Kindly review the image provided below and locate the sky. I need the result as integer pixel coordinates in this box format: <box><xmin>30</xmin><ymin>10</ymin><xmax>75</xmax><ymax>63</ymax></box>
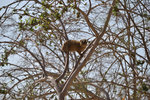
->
<box><xmin>0</xmin><ymin>0</ymin><xmax>13</xmax><ymax>7</ymax></box>
<box><xmin>0</xmin><ymin>0</ymin><xmax>14</xmax><ymax>16</ymax></box>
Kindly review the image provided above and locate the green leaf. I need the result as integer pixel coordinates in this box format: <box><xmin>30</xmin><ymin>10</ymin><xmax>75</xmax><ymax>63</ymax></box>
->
<box><xmin>0</xmin><ymin>90</ymin><xmax>7</xmax><ymax>94</ymax></box>
<box><xmin>19</xmin><ymin>40</ymin><xmax>25</xmax><ymax>46</ymax></box>
<box><xmin>136</xmin><ymin>60</ymin><xmax>145</xmax><ymax>65</ymax></box>
<box><xmin>142</xmin><ymin>83</ymin><xmax>149</xmax><ymax>91</ymax></box>
<box><xmin>50</xmin><ymin>94</ymin><xmax>55</xmax><ymax>99</ymax></box>
<box><xmin>112</xmin><ymin>5</ymin><xmax>119</xmax><ymax>16</ymax></box>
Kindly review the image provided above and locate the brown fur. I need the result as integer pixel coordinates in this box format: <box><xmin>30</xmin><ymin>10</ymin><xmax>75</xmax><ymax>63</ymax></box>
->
<box><xmin>62</xmin><ymin>39</ymin><xmax>87</xmax><ymax>54</ymax></box>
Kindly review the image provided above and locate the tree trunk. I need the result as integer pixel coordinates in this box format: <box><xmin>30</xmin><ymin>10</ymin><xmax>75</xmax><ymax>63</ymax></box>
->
<box><xmin>58</xmin><ymin>92</ymin><xmax>65</xmax><ymax>100</ymax></box>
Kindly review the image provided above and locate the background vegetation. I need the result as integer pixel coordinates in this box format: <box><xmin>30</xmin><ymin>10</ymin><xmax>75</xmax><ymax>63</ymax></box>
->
<box><xmin>0</xmin><ymin>0</ymin><xmax>150</xmax><ymax>100</ymax></box>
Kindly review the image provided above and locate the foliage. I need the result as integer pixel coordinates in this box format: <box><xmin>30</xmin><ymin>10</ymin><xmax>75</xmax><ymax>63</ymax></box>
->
<box><xmin>0</xmin><ymin>0</ymin><xmax>150</xmax><ymax>100</ymax></box>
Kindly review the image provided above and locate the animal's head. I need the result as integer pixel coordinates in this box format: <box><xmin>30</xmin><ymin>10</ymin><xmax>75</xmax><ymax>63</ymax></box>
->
<box><xmin>80</xmin><ymin>39</ymin><xmax>87</xmax><ymax>46</ymax></box>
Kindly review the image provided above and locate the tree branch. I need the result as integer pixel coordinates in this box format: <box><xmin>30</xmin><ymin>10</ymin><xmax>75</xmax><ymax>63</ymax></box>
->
<box><xmin>60</xmin><ymin>0</ymin><xmax>116</xmax><ymax>97</ymax></box>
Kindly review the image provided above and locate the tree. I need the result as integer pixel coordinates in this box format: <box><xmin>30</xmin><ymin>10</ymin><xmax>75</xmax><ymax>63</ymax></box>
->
<box><xmin>0</xmin><ymin>0</ymin><xmax>150</xmax><ymax>100</ymax></box>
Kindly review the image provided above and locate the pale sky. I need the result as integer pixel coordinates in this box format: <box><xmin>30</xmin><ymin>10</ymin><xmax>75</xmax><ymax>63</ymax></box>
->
<box><xmin>0</xmin><ymin>0</ymin><xmax>14</xmax><ymax>7</ymax></box>
<box><xmin>0</xmin><ymin>0</ymin><xmax>15</xmax><ymax>16</ymax></box>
